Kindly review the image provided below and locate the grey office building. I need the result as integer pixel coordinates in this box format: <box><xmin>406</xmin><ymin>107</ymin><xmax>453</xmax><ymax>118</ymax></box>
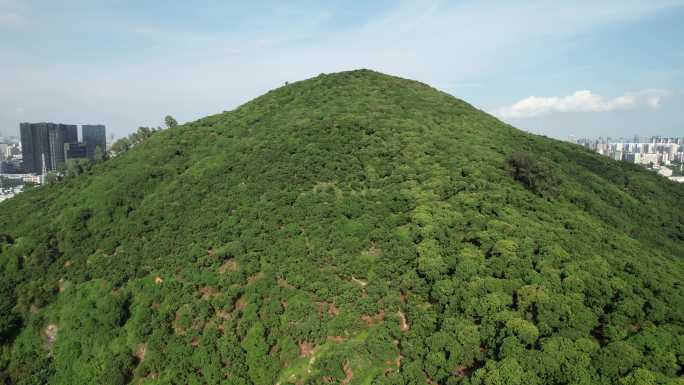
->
<box><xmin>64</xmin><ymin>142</ymin><xmax>88</xmax><ymax>160</ymax></box>
<box><xmin>20</xmin><ymin>122</ymin><xmax>78</xmax><ymax>173</ymax></box>
<box><xmin>82</xmin><ymin>124</ymin><xmax>106</xmax><ymax>161</ymax></box>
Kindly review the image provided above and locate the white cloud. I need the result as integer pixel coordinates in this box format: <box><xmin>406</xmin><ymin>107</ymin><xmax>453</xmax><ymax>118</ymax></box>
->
<box><xmin>498</xmin><ymin>89</ymin><xmax>670</xmax><ymax>118</ymax></box>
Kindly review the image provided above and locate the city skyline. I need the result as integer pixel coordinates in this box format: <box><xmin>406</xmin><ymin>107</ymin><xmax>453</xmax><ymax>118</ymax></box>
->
<box><xmin>573</xmin><ymin>135</ymin><xmax>684</xmax><ymax>183</ymax></box>
<box><xmin>17</xmin><ymin>122</ymin><xmax>106</xmax><ymax>173</ymax></box>
<box><xmin>1</xmin><ymin>1</ymin><xmax>683</xmax><ymax>139</ymax></box>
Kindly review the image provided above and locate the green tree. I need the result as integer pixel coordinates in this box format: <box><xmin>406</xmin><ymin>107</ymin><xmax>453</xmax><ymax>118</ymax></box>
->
<box><xmin>108</xmin><ymin>126</ymin><xmax>160</xmax><ymax>157</ymax></box>
<box><xmin>505</xmin><ymin>318</ymin><xmax>539</xmax><ymax>346</ymax></box>
<box><xmin>109</xmin><ymin>137</ymin><xmax>131</xmax><ymax>156</ymax></box>
<box><xmin>619</xmin><ymin>368</ymin><xmax>657</xmax><ymax>385</ymax></box>
<box><xmin>0</xmin><ymin>279</ymin><xmax>20</xmax><ymax>342</ymax></box>
<box><xmin>64</xmin><ymin>159</ymin><xmax>91</xmax><ymax>178</ymax></box>
<box><xmin>164</xmin><ymin>115</ymin><xmax>178</xmax><ymax>129</ymax></box>
<box><xmin>505</xmin><ymin>152</ymin><xmax>560</xmax><ymax>197</ymax></box>
<box><xmin>471</xmin><ymin>358</ymin><xmax>540</xmax><ymax>385</ymax></box>
<box><xmin>93</xmin><ymin>145</ymin><xmax>106</xmax><ymax>163</ymax></box>
<box><xmin>240</xmin><ymin>322</ymin><xmax>276</xmax><ymax>385</ymax></box>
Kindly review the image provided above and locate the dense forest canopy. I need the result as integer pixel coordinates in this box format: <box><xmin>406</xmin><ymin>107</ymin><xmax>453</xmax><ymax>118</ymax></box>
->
<box><xmin>1</xmin><ymin>70</ymin><xmax>683</xmax><ymax>385</ymax></box>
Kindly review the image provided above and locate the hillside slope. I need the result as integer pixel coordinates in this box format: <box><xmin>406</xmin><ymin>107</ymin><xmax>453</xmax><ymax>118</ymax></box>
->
<box><xmin>1</xmin><ymin>70</ymin><xmax>683</xmax><ymax>385</ymax></box>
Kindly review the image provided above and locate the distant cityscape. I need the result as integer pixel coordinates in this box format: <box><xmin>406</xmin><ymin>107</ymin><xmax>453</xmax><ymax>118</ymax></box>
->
<box><xmin>572</xmin><ymin>135</ymin><xmax>684</xmax><ymax>183</ymax></box>
<box><xmin>1</xmin><ymin>122</ymin><xmax>107</xmax><ymax>202</ymax></box>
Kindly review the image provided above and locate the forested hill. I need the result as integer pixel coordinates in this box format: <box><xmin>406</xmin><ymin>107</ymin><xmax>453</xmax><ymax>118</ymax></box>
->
<box><xmin>1</xmin><ymin>69</ymin><xmax>683</xmax><ymax>385</ymax></box>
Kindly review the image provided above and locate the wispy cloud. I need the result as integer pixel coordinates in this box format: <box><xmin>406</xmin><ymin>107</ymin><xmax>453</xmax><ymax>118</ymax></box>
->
<box><xmin>1</xmin><ymin>0</ymin><xmax>683</xmax><ymax>137</ymax></box>
<box><xmin>0</xmin><ymin>11</ymin><xmax>23</xmax><ymax>27</ymax></box>
<box><xmin>498</xmin><ymin>89</ymin><xmax>670</xmax><ymax>118</ymax></box>
<box><xmin>0</xmin><ymin>0</ymin><xmax>23</xmax><ymax>28</ymax></box>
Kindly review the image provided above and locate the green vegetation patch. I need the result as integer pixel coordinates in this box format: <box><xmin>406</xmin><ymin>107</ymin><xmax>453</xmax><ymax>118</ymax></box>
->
<box><xmin>1</xmin><ymin>70</ymin><xmax>683</xmax><ymax>384</ymax></box>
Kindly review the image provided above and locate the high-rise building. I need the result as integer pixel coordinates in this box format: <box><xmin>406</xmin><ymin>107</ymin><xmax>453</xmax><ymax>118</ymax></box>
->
<box><xmin>21</xmin><ymin>122</ymin><xmax>46</xmax><ymax>173</ymax></box>
<box><xmin>624</xmin><ymin>153</ymin><xmax>641</xmax><ymax>164</ymax></box>
<box><xmin>0</xmin><ymin>159</ymin><xmax>24</xmax><ymax>173</ymax></box>
<box><xmin>20</xmin><ymin>122</ymin><xmax>78</xmax><ymax>173</ymax></box>
<box><xmin>64</xmin><ymin>142</ymin><xmax>88</xmax><ymax>160</ymax></box>
<box><xmin>62</xmin><ymin>124</ymin><xmax>77</xmax><ymax>144</ymax></box>
<box><xmin>82</xmin><ymin>124</ymin><xmax>106</xmax><ymax>161</ymax></box>
<box><xmin>5</xmin><ymin>144</ymin><xmax>21</xmax><ymax>159</ymax></box>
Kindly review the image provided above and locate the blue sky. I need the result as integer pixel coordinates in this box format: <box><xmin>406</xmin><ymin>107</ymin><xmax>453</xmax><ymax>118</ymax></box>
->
<box><xmin>1</xmin><ymin>0</ymin><xmax>682</xmax><ymax>139</ymax></box>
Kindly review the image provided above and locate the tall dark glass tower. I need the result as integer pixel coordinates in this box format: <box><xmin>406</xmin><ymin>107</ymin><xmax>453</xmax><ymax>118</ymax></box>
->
<box><xmin>82</xmin><ymin>124</ymin><xmax>106</xmax><ymax>161</ymax></box>
<box><xmin>62</xmin><ymin>124</ymin><xmax>78</xmax><ymax>144</ymax></box>
<box><xmin>19</xmin><ymin>122</ymin><xmax>78</xmax><ymax>173</ymax></box>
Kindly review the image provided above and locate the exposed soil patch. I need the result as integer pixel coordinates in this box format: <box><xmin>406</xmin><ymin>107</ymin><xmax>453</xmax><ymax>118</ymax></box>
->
<box><xmin>366</xmin><ymin>242</ymin><xmax>381</xmax><ymax>257</ymax></box>
<box><xmin>328</xmin><ymin>303</ymin><xmax>340</xmax><ymax>316</ymax></box>
<box><xmin>361</xmin><ymin>310</ymin><xmax>386</xmax><ymax>325</ymax></box>
<box><xmin>154</xmin><ymin>276</ymin><xmax>163</xmax><ymax>285</ymax></box>
<box><xmin>398</xmin><ymin>310</ymin><xmax>410</xmax><ymax>331</ymax></box>
<box><xmin>277</xmin><ymin>277</ymin><xmax>295</xmax><ymax>289</ymax></box>
<box><xmin>298</xmin><ymin>341</ymin><xmax>316</xmax><ymax>357</ymax></box>
<box><xmin>341</xmin><ymin>361</ymin><xmax>354</xmax><ymax>385</ymax></box>
<box><xmin>143</xmin><ymin>372</ymin><xmax>160</xmax><ymax>382</ymax></box>
<box><xmin>234</xmin><ymin>296</ymin><xmax>246</xmax><ymax>311</ymax></box>
<box><xmin>134</xmin><ymin>343</ymin><xmax>147</xmax><ymax>362</ymax></box>
<box><xmin>384</xmin><ymin>357</ymin><xmax>402</xmax><ymax>375</ymax></box>
<box><xmin>315</xmin><ymin>302</ymin><xmax>326</xmax><ymax>317</ymax></box>
<box><xmin>43</xmin><ymin>324</ymin><xmax>58</xmax><ymax>351</ymax></box>
<box><xmin>351</xmin><ymin>276</ymin><xmax>367</xmax><ymax>287</ymax></box>
<box><xmin>315</xmin><ymin>301</ymin><xmax>340</xmax><ymax>318</ymax></box>
<box><xmin>218</xmin><ymin>259</ymin><xmax>238</xmax><ymax>274</ymax></box>
<box><xmin>199</xmin><ymin>286</ymin><xmax>220</xmax><ymax>300</ymax></box>
<box><xmin>454</xmin><ymin>364</ymin><xmax>478</xmax><ymax>378</ymax></box>
<box><xmin>247</xmin><ymin>272</ymin><xmax>263</xmax><ymax>284</ymax></box>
